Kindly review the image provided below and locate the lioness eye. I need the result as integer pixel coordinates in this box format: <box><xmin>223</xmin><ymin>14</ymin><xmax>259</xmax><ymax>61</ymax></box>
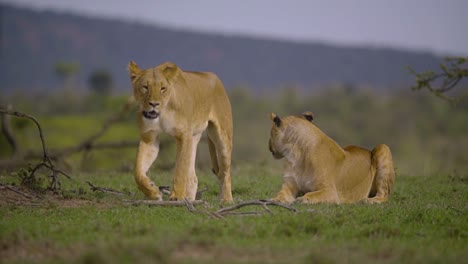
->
<box><xmin>161</xmin><ymin>87</ymin><xmax>167</xmax><ymax>93</ymax></box>
<box><xmin>141</xmin><ymin>86</ymin><xmax>148</xmax><ymax>93</ymax></box>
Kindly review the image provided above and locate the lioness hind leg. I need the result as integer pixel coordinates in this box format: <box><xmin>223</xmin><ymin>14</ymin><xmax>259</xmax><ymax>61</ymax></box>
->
<box><xmin>363</xmin><ymin>144</ymin><xmax>395</xmax><ymax>204</ymax></box>
<box><xmin>207</xmin><ymin>121</ymin><xmax>233</xmax><ymax>203</ymax></box>
<box><xmin>208</xmin><ymin>137</ymin><xmax>219</xmax><ymax>176</ymax></box>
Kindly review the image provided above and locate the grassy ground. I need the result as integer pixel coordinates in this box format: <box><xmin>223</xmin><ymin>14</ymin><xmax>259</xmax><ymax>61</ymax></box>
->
<box><xmin>1</xmin><ymin>164</ymin><xmax>467</xmax><ymax>264</ymax></box>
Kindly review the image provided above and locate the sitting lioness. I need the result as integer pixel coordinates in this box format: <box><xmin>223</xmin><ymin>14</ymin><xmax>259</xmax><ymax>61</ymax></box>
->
<box><xmin>128</xmin><ymin>61</ymin><xmax>233</xmax><ymax>202</ymax></box>
<box><xmin>269</xmin><ymin>112</ymin><xmax>395</xmax><ymax>204</ymax></box>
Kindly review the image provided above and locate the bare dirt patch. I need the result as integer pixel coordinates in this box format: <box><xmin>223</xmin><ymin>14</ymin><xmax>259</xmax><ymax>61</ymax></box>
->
<box><xmin>0</xmin><ymin>184</ymin><xmax>97</xmax><ymax>208</ymax></box>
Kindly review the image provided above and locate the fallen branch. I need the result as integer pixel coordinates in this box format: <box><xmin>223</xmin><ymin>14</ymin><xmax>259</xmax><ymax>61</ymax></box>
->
<box><xmin>183</xmin><ymin>198</ymin><xmax>197</xmax><ymax>212</ymax></box>
<box><xmin>214</xmin><ymin>200</ymin><xmax>297</xmax><ymax>218</ymax></box>
<box><xmin>123</xmin><ymin>199</ymin><xmax>206</xmax><ymax>207</ymax></box>
<box><xmin>87</xmin><ymin>181</ymin><xmax>132</xmax><ymax>196</ymax></box>
<box><xmin>0</xmin><ymin>183</ymin><xmax>38</xmax><ymax>199</ymax></box>
<box><xmin>195</xmin><ymin>187</ymin><xmax>208</xmax><ymax>200</ymax></box>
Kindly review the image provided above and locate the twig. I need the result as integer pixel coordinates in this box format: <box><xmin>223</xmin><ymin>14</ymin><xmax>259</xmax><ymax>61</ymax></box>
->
<box><xmin>87</xmin><ymin>181</ymin><xmax>132</xmax><ymax>196</ymax></box>
<box><xmin>0</xmin><ymin>108</ymin><xmax>48</xmax><ymax>161</ymax></box>
<box><xmin>55</xmin><ymin>97</ymin><xmax>136</xmax><ymax>157</ymax></box>
<box><xmin>0</xmin><ymin>97</ymin><xmax>141</xmax><ymax>171</ymax></box>
<box><xmin>0</xmin><ymin>105</ymin><xmax>18</xmax><ymax>156</ymax></box>
<box><xmin>220</xmin><ymin>211</ymin><xmax>266</xmax><ymax>216</ymax></box>
<box><xmin>0</xmin><ymin>108</ymin><xmax>71</xmax><ymax>192</ymax></box>
<box><xmin>196</xmin><ymin>187</ymin><xmax>208</xmax><ymax>200</ymax></box>
<box><xmin>183</xmin><ymin>198</ymin><xmax>196</xmax><ymax>212</ymax></box>
<box><xmin>123</xmin><ymin>199</ymin><xmax>205</xmax><ymax>207</ymax></box>
<box><xmin>159</xmin><ymin>185</ymin><xmax>171</xmax><ymax>195</ymax></box>
<box><xmin>0</xmin><ymin>183</ymin><xmax>37</xmax><ymax>199</ymax></box>
<box><xmin>214</xmin><ymin>200</ymin><xmax>297</xmax><ymax>217</ymax></box>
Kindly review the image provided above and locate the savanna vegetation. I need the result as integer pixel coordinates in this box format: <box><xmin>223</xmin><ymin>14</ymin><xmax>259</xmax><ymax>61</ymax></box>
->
<box><xmin>2</xmin><ymin>85</ymin><xmax>467</xmax><ymax>174</ymax></box>
<box><xmin>1</xmin><ymin>84</ymin><xmax>467</xmax><ymax>263</ymax></box>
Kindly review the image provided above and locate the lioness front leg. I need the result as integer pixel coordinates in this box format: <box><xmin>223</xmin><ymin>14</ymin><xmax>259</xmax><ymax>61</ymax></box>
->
<box><xmin>184</xmin><ymin>133</ymin><xmax>202</xmax><ymax>201</ymax></box>
<box><xmin>135</xmin><ymin>132</ymin><xmax>162</xmax><ymax>200</ymax></box>
<box><xmin>296</xmin><ymin>189</ymin><xmax>339</xmax><ymax>204</ymax></box>
<box><xmin>271</xmin><ymin>177</ymin><xmax>298</xmax><ymax>204</ymax></box>
<box><xmin>170</xmin><ymin>134</ymin><xmax>193</xmax><ymax>201</ymax></box>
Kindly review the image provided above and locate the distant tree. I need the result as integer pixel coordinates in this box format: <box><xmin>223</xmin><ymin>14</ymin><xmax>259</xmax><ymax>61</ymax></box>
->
<box><xmin>88</xmin><ymin>69</ymin><xmax>113</xmax><ymax>96</ymax></box>
<box><xmin>408</xmin><ymin>57</ymin><xmax>468</xmax><ymax>102</ymax></box>
<box><xmin>54</xmin><ymin>61</ymin><xmax>80</xmax><ymax>90</ymax></box>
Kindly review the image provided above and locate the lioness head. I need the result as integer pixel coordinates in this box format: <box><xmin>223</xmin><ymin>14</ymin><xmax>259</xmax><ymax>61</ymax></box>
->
<box><xmin>269</xmin><ymin>112</ymin><xmax>315</xmax><ymax>159</ymax></box>
<box><xmin>128</xmin><ymin>61</ymin><xmax>180</xmax><ymax>120</ymax></box>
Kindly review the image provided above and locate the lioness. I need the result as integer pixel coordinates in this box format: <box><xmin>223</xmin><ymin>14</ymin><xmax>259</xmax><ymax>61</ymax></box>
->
<box><xmin>269</xmin><ymin>112</ymin><xmax>395</xmax><ymax>204</ymax></box>
<box><xmin>128</xmin><ymin>61</ymin><xmax>233</xmax><ymax>202</ymax></box>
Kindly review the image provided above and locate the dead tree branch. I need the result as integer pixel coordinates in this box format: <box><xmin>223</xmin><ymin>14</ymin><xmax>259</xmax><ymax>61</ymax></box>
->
<box><xmin>0</xmin><ymin>97</ymin><xmax>140</xmax><ymax>171</ymax></box>
<box><xmin>0</xmin><ymin>108</ymin><xmax>71</xmax><ymax>192</ymax></box>
<box><xmin>0</xmin><ymin>183</ymin><xmax>38</xmax><ymax>199</ymax></box>
<box><xmin>122</xmin><ymin>197</ymin><xmax>296</xmax><ymax>218</ymax></box>
<box><xmin>213</xmin><ymin>200</ymin><xmax>297</xmax><ymax>218</ymax></box>
<box><xmin>0</xmin><ymin>105</ymin><xmax>19</xmax><ymax>156</ymax></box>
<box><xmin>87</xmin><ymin>181</ymin><xmax>132</xmax><ymax>196</ymax></box>
<box><xmin>55</xmin><ymin>97</ymin><xmax>136</xmax><ymax>157</ymax></box>
<box><xmin>123</xmin><ymin>199</ymin><xmax>206</xmax><ymax>207</ymax></box>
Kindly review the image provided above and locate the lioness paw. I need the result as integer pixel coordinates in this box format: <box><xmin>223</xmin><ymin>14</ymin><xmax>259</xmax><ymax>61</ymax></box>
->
<box><xmin>221</xmin><ymin>197</ymin><xmax>234</xmax><ymax>204</ymax></box>
<box><xmin>271</xmin><ymin>196</ymin><xmax>293</xmax><ymax>204</ymax></box>
<box><xmin>295</xmin><ymin>196</ymin><xmax>312</xmax><ymax>204</ymax></box>
<box><xmin>169</xmin><ymin>192</ymin><xmax>187</xmax><ymax>201</ymax></box>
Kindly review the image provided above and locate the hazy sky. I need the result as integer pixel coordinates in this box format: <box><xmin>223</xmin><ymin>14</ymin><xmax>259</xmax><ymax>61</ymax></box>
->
<box><xmin>4</xmin><ymin>0</ymin><xmax>468</xmax><ymax>56</ymax></box>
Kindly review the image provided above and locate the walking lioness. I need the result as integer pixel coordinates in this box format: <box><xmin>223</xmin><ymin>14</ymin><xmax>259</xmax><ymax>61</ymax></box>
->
<box><xmin>269</xmin><ymin>112</ymin><xmax>395</xmax><ymax>204</ymax></box>
<box><xmin>128</xmin><ymin>61</ymin><xmax>233</xmax><ymax>202</ymax></box>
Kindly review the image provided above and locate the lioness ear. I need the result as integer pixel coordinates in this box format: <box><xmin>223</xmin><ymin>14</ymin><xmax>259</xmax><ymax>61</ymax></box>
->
<box><xmin>302</xmin><ymin>111</ymin><xmax>314</xmax><ymax>122</ymax></box>
<box><xmin>270</xmin><ymin>113</ymin><xmax>282</xmax><ymax>127</ymax></box>
<box><xmin>128</xmin><ymin>60</ymin><xmax>141</xmax><ymax>82</ymax></box>
<box><xmin>162</xmin><ymin>62</ymin><xmax>180</xmax><ymax>83</ymax></box>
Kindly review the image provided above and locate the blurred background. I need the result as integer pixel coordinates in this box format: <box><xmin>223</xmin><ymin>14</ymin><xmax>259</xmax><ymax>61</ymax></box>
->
<box><xmin>0</xmin><ymin>0</ymin><xmax>467</xmax><ymax>176</ymax></box>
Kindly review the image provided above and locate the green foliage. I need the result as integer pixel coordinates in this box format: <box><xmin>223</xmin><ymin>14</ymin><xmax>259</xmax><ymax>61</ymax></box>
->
<box><xmin>2</xmin><ymin>87</ymin><xmax>468</xmax><ymax>175</ymax></box>
<box><xmin>54</xmin><ymin>61</ymin><xmax>80</xmax><ymax>80</ymax></box>
<box><xmin>54</xmin><ymin>61</ymin><xmax>80</xmax><ymax>91</ymax></box>
<box><xmin>408</xmin><ymin>57</ymin><xmax>468</xmax><ymax>102</ymax></box>
<box><xmin>88</xmin><ymin>69</ymin><xmax>114</xmax><ymax>96</ymax></box>
<box><xmin>0</xmin><ymin>168</ymin><xmax>466</xmax><ymax>263</ymax></box>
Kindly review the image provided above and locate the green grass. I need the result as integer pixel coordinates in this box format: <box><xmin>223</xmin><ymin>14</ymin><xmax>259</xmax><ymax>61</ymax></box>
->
<box><xmin>1</xmin><ymin>165</ymin><xmax>467</xmax><ymax>264</ymax></box>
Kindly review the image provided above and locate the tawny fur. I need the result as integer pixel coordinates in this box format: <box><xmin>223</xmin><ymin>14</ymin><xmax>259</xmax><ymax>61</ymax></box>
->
<box><xmin>128</xmin><ymin>61</ymin><xmax>233</xmax><ymax>202</ymax></box>
<box><xmin>269</xmin><ymin>112</ymin><xmax>395</xmax><ymax>204</ymax></box>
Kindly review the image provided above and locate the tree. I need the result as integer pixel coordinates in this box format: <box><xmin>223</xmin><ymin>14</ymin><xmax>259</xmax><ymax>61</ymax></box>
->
<box><xmin>88</xmin><ymin>69</ymin><xmax>113</xmax><ymax>96</ymax></box>
<box><xmin>54</xmin><ymin>61</ymin><xmax>80</xmax><ymax>90</ymax></box>
<box><xmin>408</xmin><ymin>57</ymin><xmax>468</xmax><ymax>102</ymax></box>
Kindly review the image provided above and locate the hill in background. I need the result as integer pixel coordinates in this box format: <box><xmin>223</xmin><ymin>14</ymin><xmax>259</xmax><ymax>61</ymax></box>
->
<box><xmin>0</xmin><ymin>4</ymin><xmax>442</xmax><ymax>93</ymax></box>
